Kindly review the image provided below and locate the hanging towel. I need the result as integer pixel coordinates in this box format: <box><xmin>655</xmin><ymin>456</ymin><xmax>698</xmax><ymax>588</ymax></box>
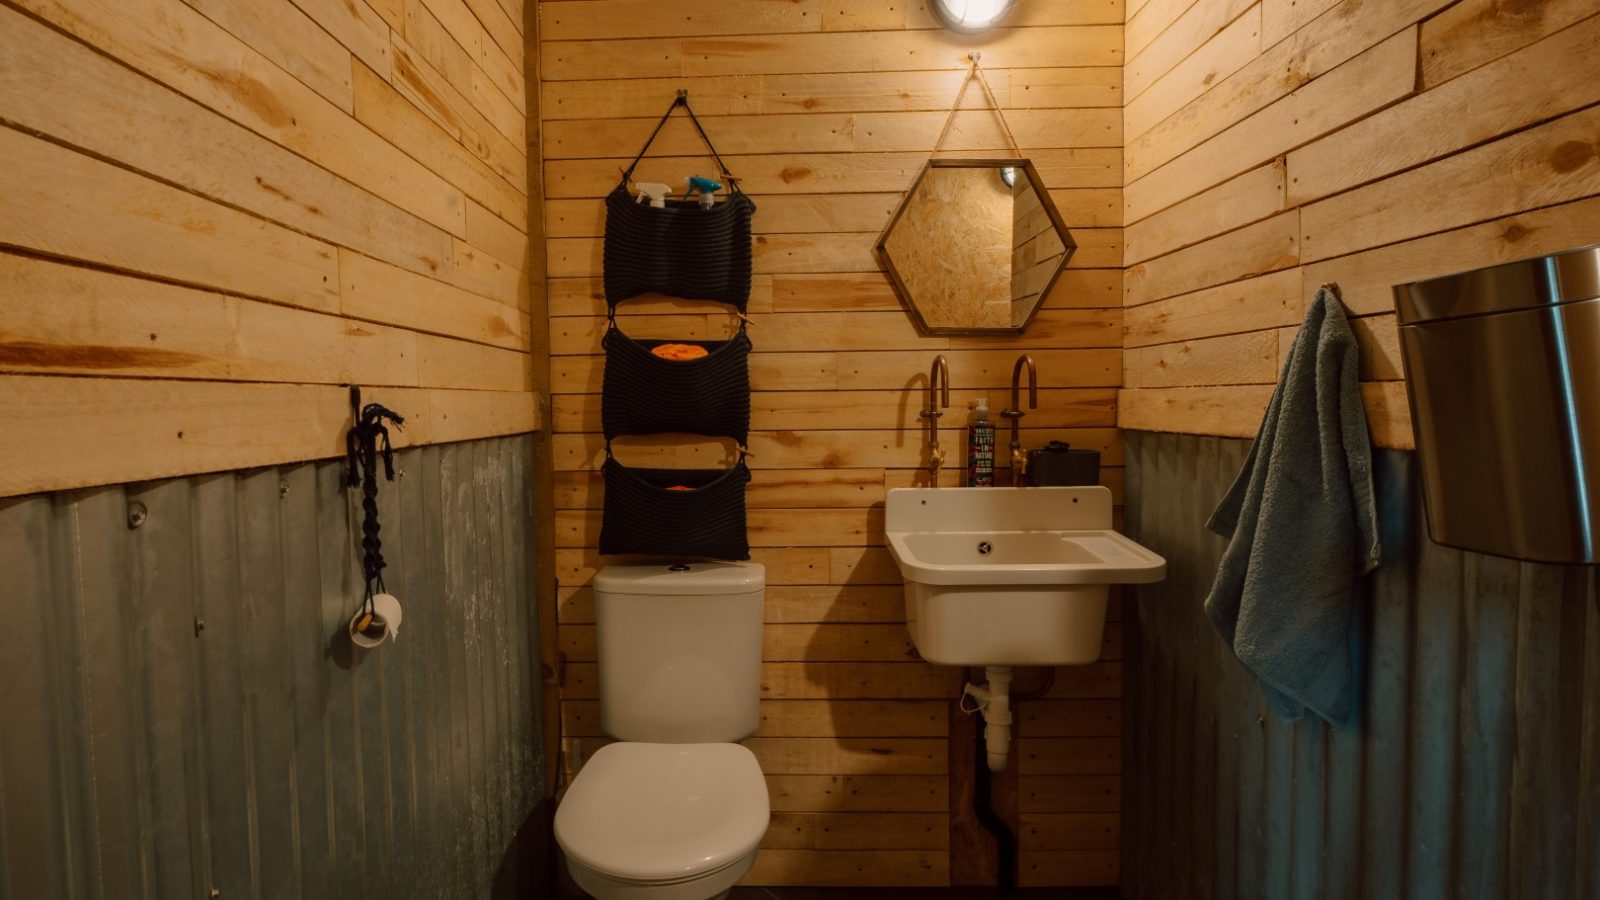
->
<box><xmin>1204</xmin><ymin>285</ymin><xmax>1381</xmax><ymax>724</ymax></box>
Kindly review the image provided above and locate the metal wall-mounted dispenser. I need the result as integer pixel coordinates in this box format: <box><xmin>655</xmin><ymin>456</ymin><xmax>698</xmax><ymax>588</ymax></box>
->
<box><xmin>1393</xmin><ymin>245</ymin><xmax>1599</xmax><ymax>563</ymax></box>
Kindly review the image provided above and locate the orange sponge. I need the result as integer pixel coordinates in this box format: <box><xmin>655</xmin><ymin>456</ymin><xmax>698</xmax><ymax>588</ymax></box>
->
<box><xmin>650</xmin><ymin>343</ymin><xmax>709</xmax><ymax>361</ymax></box>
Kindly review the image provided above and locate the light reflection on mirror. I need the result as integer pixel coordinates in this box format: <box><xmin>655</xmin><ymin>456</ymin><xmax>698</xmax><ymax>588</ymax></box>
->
<box><xmin>877</xmin><ymin>160</ymin><xmax>1074</xmax><ymax>334</ymax></box>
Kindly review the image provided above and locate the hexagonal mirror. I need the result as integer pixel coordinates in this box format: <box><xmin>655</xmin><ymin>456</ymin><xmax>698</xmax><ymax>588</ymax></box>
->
<box><xmin>876</xmin><ymin>158</ymin><xmax>1075</xmax><ymax>334</ymax></box>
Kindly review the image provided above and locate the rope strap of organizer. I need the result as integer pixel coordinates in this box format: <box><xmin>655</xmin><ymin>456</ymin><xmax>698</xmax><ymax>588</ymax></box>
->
<box><xmin>606</xmin><ymin>304</ymin><xmax>753</xmax><ymax>332</ymax></box>
<box><xmin>621</xmin><ymin>92</ymin><xmax>738</xmax><ymax>186</ymax></box>
<box><xmin>345</xmin><ymin>389</ymin><xmax>406</xmax><ymax>612</ymax></box>
<box><xmin>602</xmin><ymin>438</ymin><xmax>750</xmax><ymax>463</ymax></box>
<box><xmin>932</xmin><ymin>52</ymin><xmax>1022</xmax><ymax>157</ymax></box>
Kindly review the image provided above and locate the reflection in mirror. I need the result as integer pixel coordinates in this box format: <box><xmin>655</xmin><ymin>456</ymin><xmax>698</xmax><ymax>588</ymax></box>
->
<box><xmin>877</xmin><ymin>159</ymin><xmax>1074</xmax><ymax>334</ymax></box>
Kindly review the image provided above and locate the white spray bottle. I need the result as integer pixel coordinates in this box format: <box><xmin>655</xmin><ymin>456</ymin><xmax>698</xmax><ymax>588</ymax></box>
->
<box><xmin>634</xmin><ymin>182</ymin><xmax>671</xmax><ymax>208</ymax></box>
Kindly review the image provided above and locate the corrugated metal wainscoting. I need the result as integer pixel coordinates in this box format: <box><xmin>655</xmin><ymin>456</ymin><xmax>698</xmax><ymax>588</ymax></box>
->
<box><xmin>0</xmin><ymin>435</ymin><xmax>546</xmax><ymax>900</ymax></box>
<box><xmin>1122</xmin><ymin>430</ymin><xmax>1600</xmax><ymax>900</ymax></box>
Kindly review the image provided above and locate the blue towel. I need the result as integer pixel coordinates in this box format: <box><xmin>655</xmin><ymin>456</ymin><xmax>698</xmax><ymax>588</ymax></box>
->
<box><xmin>1204</xmin><ymin>286</ymin><xmax>1380</xmax><ymax>723</ymax></box>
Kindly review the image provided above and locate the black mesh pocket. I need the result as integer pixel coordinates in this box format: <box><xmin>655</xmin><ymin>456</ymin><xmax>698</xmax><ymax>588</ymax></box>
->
<box><xmin>603</xmin><ymin>185</ymin><xmax>756</xmax><ymax>309</ymax></box>
<box><xmin>599</xmin><ymin>456</ymin><xmax>752</xmax><ymax>560</ymax></box>
<box><xmin>601</xmin><ymin>323</ymin><xmax>751</xmax><ymax>442</ymax></box>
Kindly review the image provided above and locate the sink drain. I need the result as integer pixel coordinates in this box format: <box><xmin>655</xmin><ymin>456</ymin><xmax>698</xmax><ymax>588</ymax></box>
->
<box><xmin>977</xmin><ymin>541</ymin><xmax>993</xmax><ymax>556</ymax></box>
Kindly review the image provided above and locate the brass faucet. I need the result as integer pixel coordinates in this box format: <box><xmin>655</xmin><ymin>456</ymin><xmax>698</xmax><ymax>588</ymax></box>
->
<box><xmin>999</xmin><ymin>354</ymin><xmax>1037</xmax><ymax>486</ymax></box>
<box><xmin>921</xmin><ymin>355</ymin><xmax>951</xmax><ymax>485</ymax></box>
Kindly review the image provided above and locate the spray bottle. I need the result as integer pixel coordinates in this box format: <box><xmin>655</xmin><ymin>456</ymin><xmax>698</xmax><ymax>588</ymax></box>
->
<box><xmin>686</xmin><ymin>175</ymin><xmax>723</xmax><ymax>208</ymax></box>
<box><xmin>634</xmin><ymin>182</ymin><xmax>671</xmax><ymax>208</ymax></box>
<box><xmin>966</xmin><ymin>398</ymin><xmax>995</xmax><ymax>486</ymax></box>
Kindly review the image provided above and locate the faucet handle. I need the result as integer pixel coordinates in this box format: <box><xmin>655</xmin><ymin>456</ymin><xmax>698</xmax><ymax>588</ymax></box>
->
<box><xmin>1011</xmin><ymin>447</ymin><xmax>1028</xmax><ymax>487</ymax></box>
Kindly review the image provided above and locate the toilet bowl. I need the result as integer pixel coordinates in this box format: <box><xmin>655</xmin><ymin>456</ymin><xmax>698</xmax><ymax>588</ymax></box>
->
<box><xmin>555</xmin><ymin>563</ymin><xmax>768</xmax><ymax>900</ymax></box>
<box><xmin>556</xmin><ymin>742</ymin><xmax>768</xmax><ymax>900</ymax></box>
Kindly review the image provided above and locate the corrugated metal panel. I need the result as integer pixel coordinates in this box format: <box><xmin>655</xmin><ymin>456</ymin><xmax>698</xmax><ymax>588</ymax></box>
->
<box><xmin>1123</xmin><ymin>430</ymin><xmax>1600</xmax><ymax>900</ymax></box>
<box><xmin>0</xmin><ymin>436</ymin><xmax>545</xmax><ymax>900</ymax></box>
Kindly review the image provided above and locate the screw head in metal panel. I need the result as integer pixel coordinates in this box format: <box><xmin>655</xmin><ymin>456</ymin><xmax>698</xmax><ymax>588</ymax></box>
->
<box><xmin>279</xmin><ymin>481</ymin><xmax>291</xmax><ymax>498</ymax></box>
<box><xmin>127</xmin><ymin>501</ymin><xmax>148</xmax><ymax>528</ymax></box>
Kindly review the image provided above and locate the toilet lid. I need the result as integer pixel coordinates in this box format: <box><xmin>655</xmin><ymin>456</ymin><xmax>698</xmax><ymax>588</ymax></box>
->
<box><xmin>555</xmin><ymin>742</ymin><xmax>770</xmax><ymax>883</ymax></box>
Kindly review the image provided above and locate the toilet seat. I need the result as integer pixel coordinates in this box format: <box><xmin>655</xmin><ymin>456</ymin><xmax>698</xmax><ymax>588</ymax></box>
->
<box><xmin>555</xmin><ymin>742</ymin><xmax>769</xmax><ymax>885</ymax></box>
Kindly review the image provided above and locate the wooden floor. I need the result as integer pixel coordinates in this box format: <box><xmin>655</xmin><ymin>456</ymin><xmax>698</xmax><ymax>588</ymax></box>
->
<box><xmin>729</xmin><ymin>888</ymin><xmax>1121</xmax><ymax>899</ymax></box>
<box><xmin>559</xmin><ymin>871</ymin><xmax>1121</xmax><ymax>899</ymax></box>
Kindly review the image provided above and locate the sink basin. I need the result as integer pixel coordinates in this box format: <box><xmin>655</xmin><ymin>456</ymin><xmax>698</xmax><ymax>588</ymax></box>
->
<box><xmin>885</xmin><ymin>486</ymin><xmax>1166</xmax><ymax>666</ymax></box>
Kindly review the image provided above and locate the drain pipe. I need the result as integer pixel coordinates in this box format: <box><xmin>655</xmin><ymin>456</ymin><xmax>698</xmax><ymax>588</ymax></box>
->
<box><xmin>962</xmin><ymin>665</ymin><xmax>1013</xmax><ymax>771</ymax></box>
<box><xmin>967</xmin><ymin>667</ymin><xmax>1018</xmax><ymax>893</ymax></box>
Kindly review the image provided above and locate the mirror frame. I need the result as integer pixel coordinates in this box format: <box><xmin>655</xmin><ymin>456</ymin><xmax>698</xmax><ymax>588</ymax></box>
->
<box><xmin>874</xmin><ymin>157</ymin><xmax>1077</xmax><ymax>336</ymax></box>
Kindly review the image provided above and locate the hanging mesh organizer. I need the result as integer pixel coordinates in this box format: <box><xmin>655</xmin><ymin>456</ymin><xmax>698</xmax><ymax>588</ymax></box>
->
<box><xmin>599</xmin><ymin>450</ymin><xmax>753</xmax><ymax>560</ymax></box>
<box><xmin>604</xmin><ymin>189</ymin><xmax>755</xmax><ymax>309</ymax></box>
<box><xmin>598</xmin><ymin>93</ymin><xmax>755</xmax><ymax>560</ymax></box>
<box><xmin>601</xmin><ymin>322</ymin><xmax>751</xmax><ymax>443</ymax></box>
<box><xmin>603</xmin><ymin>94</ymin><xmax>756</xmax><ymax>310</ymax></box>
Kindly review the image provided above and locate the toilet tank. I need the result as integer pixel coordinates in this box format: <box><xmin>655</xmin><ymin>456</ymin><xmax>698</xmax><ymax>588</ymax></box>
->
<box><xmin>593</xmin><ymin>562</ymin><xmax>765</xmax><ymax>743</ymax></box>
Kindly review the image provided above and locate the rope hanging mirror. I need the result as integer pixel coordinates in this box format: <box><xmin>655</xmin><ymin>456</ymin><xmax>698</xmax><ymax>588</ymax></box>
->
<box><xmin>875</xmin><ymin>53</ymin><xmax>1078</xmax><ymax>336</ymax></box>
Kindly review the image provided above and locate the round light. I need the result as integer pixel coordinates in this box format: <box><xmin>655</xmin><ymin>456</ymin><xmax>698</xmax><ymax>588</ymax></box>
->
<box><xmin>930</xmin><ymin>0</ymin><xmax>1018</xmax><ymax>33</ymax></box>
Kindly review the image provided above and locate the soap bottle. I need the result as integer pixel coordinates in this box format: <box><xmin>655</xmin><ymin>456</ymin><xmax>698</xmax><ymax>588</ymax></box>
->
<box><xmin>966</xmin><ymin>398</ymin><xmax>995</xmax><ymax>486</ymax></box>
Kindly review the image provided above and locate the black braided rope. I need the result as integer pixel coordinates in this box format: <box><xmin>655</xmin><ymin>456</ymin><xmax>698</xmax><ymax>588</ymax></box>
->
<box><xmin>346</xmin><ymin>399</ymin><xmax>405</xmax><ymax>608</ymax></box>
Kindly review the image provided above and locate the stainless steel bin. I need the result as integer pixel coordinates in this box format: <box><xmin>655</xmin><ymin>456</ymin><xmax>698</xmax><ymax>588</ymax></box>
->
<box><xmin>1393</xmin><ymin>245</ymin><xmax>1600</xmax><ymax>564</ymax></box>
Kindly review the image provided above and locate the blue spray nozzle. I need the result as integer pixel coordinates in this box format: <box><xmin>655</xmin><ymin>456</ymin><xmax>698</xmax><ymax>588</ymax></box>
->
<box><xmin>686</xmin><ymin>175</ymin><xmax>723</xmax><ymax>207</ymax></box>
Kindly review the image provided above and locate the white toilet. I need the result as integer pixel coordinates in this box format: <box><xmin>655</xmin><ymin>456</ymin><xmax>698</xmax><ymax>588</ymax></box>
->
<box><xmin>555</xmin><ymin>562</ymin><xmax>769</xmax><ymax>900</ymax></box>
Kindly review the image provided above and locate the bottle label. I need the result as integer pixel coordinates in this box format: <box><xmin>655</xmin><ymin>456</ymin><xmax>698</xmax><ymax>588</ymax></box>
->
<box><xmin>967</xmin><ymin>425</ymin><xmax>995</xmax><ymax>486</ymax></box>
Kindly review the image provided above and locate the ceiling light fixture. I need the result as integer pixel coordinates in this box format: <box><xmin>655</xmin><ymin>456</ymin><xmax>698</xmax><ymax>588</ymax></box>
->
<box><xmin>930</xmin><ymin>0</ymin><xmax>1019</xmax><ymax>34</ymax></box>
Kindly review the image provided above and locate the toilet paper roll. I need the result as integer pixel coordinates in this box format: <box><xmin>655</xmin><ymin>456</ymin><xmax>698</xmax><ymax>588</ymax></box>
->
<box><xmin>372</xmin><ymin>593</ymin><xmax>403</xmax><ymax>641</ymax></box>
<box><xmin>348</xmin><ymin>593</ymin><xmax>403</xmax><ymax>649</ymax></box>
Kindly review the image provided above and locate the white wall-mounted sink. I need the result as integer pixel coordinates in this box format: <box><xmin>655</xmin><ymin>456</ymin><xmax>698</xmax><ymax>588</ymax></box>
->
<box><xmin>886</xmin><ymin>486</ymin><xmax>1166</xmax><ymax>666</ymax></box>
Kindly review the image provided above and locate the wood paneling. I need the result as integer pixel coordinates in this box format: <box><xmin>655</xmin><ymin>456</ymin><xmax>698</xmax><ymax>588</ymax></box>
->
<box><xmin>1119</xmin><ymin>0</ymin><xmax>1600</xmax><ymax>450</ymax></box>
<box><xmin>1</xmin><ymin>0</ymin><xmax>538</xmax><ymax>496</ymax></box>
<box><xmin>0</xmin><ymin>376</ymin><xmax>536</xmax><ymax>497</ymax></box>
<box><xmin>539</xmin><ymin>2</ymin><xmax>1124</xmax><ymax>887</ymax></box>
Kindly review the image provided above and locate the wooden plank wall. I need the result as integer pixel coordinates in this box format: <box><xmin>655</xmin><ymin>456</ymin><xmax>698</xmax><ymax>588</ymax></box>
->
<box><xmin>0</xmin><ymin>0</ymin><xmax>538</xmax><ymax>498</ymax></box>
<box><xmin>1118</xmin><ymin>0</ymin><xmax>1600</xmax><ymax>450</ymax></box>
<box><xmin>537</xmin><ymin>0</ymin><xmax>1127</xmax><ymax>888</ymax></box>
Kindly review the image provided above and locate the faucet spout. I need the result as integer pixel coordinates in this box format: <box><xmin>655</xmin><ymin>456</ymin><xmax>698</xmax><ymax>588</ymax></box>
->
<box><xmin>1000</xmin><ymin>354</ymin><xmax>1037</xmax><ymax>486</ymax></box>
<box><xmin>922</xmin><ymin>355</ymin><xmax>951</xmax><ymax>485</ymax></box>
<box><xmin>1009</xmin><ymin>354</ymin><xmax>1037</xmax><ymax>413</ymax></box>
